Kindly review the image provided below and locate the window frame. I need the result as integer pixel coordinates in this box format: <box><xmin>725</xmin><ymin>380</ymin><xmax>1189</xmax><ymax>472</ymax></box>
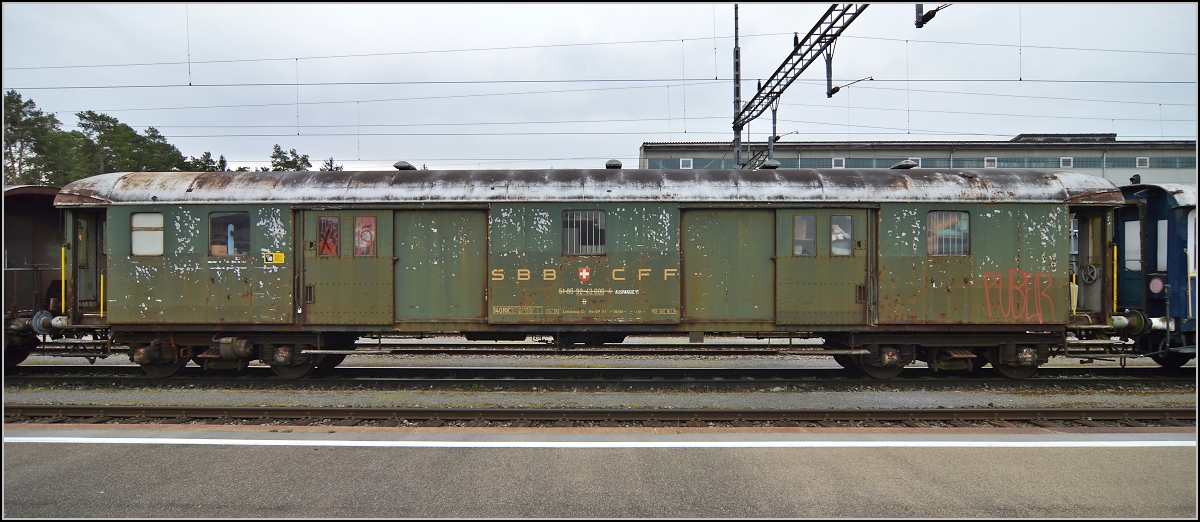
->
<box><xmin>354</xmin><ymin>216</ymin><xmax>377</xmax><ymax>257</ymax></box>
<box><xmin>792</xmin><ymin>215</ymin><xmax>816</xmax><ymax>256</ymax></box>
<box><xmin>830</xmin><ymin>215</ymin><xmax>853</xmax><ymax>257</ymax></box>
<box><xmin>927</xmin><ymin>210</ymin><xmax>971</xmax><ymax>256</ymax></box>
<box><xmin>209</xmin><ymin>211</ymin><xmax>252</xmax><ymax>257</ymax></box>
<box><xmin>130</xmin><ymin>212</ymin><xmax>164</xmax><ymax>257</ymax></box>
<box><xmin>318</xmin><ymin>216</ymin><xmax>340</xmax><ymax>257</ymax></box>
<box><xmin>562</xmin><ymin>210</ymin><xmax>607</xmax><ymax>256</ymax></box>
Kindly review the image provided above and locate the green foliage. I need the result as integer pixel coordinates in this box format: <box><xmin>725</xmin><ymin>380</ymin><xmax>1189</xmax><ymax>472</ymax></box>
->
<box><xmin>4</xmin><ymin>90</ymin><xmax>187</xmax><ymax>186</ymax></box>
<box><xmin>4</xmin><ymin>90</ymin><xmax>65</xmax><ymax>185</ymax></box>
<box><xmin>319</xmin><ymin>156</ymin><xmax>343</xmax><ymax>170</ymax></box>
<box><xmin>269</xmin><ymin>144</ymin><xmax>311</xmax><ymax>171</ymax></box>
<box><xmin>319</xmin><ymin>157</ymin><xmax>344</xmax><ymax>171</ymax></box>
<box><xmin>5</xmin><ymin>90</ymin><xmax>339</xmax><ymax>186</ymax></box>
<box><xmin>75</xmin><ymin>111</ymin><xmax>185</xmax><ymax>174</ymax></box>
<box><xmin>182</xmin><ymin>151</ymin><xmax>229</xmax><ymax>172</ymax></box>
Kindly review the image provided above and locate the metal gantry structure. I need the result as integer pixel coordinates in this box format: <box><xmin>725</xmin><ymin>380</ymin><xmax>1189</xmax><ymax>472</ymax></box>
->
<box><xmin>732</xmin><ymin>4</ymin><xmax>868</xmax><ymax>168</ymax></box>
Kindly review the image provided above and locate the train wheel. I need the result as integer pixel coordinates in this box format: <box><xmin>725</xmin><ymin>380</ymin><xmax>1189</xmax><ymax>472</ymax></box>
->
<box><xmin>832</xmin><ymin>354</ymin><xmax>858</xmax><ymax>369</ymax></box>
<box><xmin>316</xmin><ymin>354</ymin><xmax>347</xmax><ymax>370</ymax></box>
<box><xmin>4</xmin><ymin>345</ymin><xmax>35</xmax><ymax>369</ymax></box>
<box><xmin>5</xmin><ymin>334</ymin><xmax>38</xmax><ymax>368</ymax></box>
<box><xmin>140</xmin><ymin>357</ymin><xmax>189</xmax><ymax>378</ymax></box>
<box><xmin>1150</xmin><ymin>352</ymin><xmax>1193</xmax><ymax>369</ymax></box>
<box><xmin>271</xmin><ymin>362</ymin><xmax>315</xmax><ymax>379</ymax></box>
<box><xmin>992</xmin><ymin>363</ymin><xmax>1037</xmax><ymax>379</ymax></box>
<box><xmin>857</xmin><ymin>362</ymin><xmax>904</xmax><ymax>380</ymax></box>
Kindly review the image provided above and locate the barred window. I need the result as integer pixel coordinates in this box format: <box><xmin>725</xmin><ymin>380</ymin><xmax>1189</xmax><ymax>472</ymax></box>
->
<box><xmin>563</xmin><ymin>210</ymin><xmax>606</xmax><ymax>255</ymax></box>
<box><xmin>928</xmin><ymin>211</ymin><xmax>970</xmax><ymax>256</ymax></box>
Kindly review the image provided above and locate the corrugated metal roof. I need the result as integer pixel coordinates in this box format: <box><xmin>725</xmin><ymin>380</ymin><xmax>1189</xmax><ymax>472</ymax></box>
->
<box><xmin>55</xmin><ymin>168</ymin><xmax>1124</xmax><ymax>207</ymax></box>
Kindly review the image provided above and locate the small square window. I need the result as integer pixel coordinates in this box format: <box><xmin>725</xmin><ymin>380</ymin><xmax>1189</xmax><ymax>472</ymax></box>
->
<box><xmin>131</xmin><ymin>212</ymin><xmax>164</xmax><ymax>257</ymax></box>
<box><xmin>210</xmin><ymin>212</ymin><xmax>251</xmax><ymax>256</ymax></box>
<box><xmin>928</xmin><ymin>211</ymin><xmax>969</xmax><ymax>256</ymax></box>
<box><xmin>563</xmin><ymin>210</ymin><xmax>606</xmax><ymax>256</ymax></box>
<box><xmin>984</xmin><ymin>157</ymin><xmax>997</xmax><ymax>168</ymax></box>
<box><xmin>680</xmin><ymin>158</ymin><xmax>693</xmax><ymax>169</ymax></box>
<box><xmin>1136</xmin><ymin>157</ymin><xmax>1150</xmax><ymax>168</ymax></box>
<box><xmin>1060</xmin><ymin>157</ymin><xmax>1073</xmax><ymax>168</ymax></box>
<box><xmin>832</xmin><ymin>158</ymin><xmax>845</xmax><ymax>168</ymax></box>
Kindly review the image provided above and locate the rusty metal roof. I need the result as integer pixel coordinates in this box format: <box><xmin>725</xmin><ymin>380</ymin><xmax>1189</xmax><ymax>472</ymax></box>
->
<box><xmin>54</xmin><ymin>169</ymin><xmax>1123</xmax><ymax>207</ymax></box>
<box><xmin>5</xmin><ymin>185</ymin><xmax>61</xmax><ymax>198</ymax></box>
<box><xmin>1121</xmin><ymin>183</ymin><xmax>1196</xmax><ymax>209</ymax></box>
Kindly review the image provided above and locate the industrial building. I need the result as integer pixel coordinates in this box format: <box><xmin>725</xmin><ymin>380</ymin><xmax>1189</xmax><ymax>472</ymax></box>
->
<box><xmin>640</xmin><ymin>133</ymin><xmax>1196</xmax><ymax>186</ymax></box>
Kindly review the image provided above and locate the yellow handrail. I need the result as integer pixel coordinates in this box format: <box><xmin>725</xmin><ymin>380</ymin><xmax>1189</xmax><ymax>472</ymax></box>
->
<box><xmin>60</xmin><ymin>247</ymin><xmax>66</xmax><ymax>314</ymax></box>
<box><xmin>1111</xmin><ymin>245</ymin><xmax>1118</xmax><ymax>313</ymax></box>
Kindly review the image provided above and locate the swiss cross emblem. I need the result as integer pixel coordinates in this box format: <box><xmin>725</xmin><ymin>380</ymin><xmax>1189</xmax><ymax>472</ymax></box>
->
<box><xmin>578</xmin><ymin>267</ymin><xmax>591</xmax><ymax>282</ymax></box>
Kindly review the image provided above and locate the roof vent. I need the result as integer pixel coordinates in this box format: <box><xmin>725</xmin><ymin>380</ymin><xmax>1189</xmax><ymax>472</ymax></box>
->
<box><xmin>759</xmin><ymin>159</ymin><xmax>780</xmax><ymax>169</ymax></box>
<box><xmin>393</xmin><ymin>161</ymin><xmax>417</xmax><ymax>171</ymax></box>
<box><xmin>890</xmin><ymin>159</ymin><xmax>918</xmax><ymax>169</ymax></box>
<box><xmin>605</xmin><ymin>159</ymin><xmax>622</xmax><ymax>169</ymax></box>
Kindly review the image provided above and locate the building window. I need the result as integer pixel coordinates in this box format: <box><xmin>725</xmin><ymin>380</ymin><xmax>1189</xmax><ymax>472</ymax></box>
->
<box><xmin>928</xmin><ymin>211</ymin><xmax>970</xmax><ymax>256</ymax></box>
<box><xmin>354</xmin><ymin>216</ymin><xmax>376</xmax><ymax>257</ymax></box>
<box><xmin>907</xmin><ymin>157</ymin><xmax>922</xmax><ymax>167</ymax></box>
<box><xmin>680</xmin><ymin>158</ymin><xmax>693</xmax><ymax>169</ymax></box>
<box><xmin>210</xmin><ymin>212</ymin><xmax>251</xmax><ymax>256</ymax></box>
<box><xmin>130</xmin><ymin>212</ymin><xmax>164</xmax><ymax>257</ymax></box>
<box><xmin>793</xmin><ymin>215</ymin><xmax>815</xmax><ymax>256</ymax></box>
<box><xmin>318</xmin><ymin>216</ymin><xmax>340</xmax><ymax>257</ymax></box>
<box><xmin>832</xmin><ymin>157</ymin><xmax>845</xmax><ymax>168</ymax></box>
<box><xmin>1136</xmin><ymin>157</ymin><xmax>1150</xmax><ymax>168</ymax></box>
<box><xmin>1060</xmin><ymin>157</ymin><xmax>1073</xmax><ymax>168</ymax></box>
<box><xmin>984</xmin><ymin>157</ymin><xmax>997</xmax><ymax>168</ymax></box>
<box><xmin>563</xmin><ymin>210</ymin><xmax>606</xmax><ymax>255</ymax></box>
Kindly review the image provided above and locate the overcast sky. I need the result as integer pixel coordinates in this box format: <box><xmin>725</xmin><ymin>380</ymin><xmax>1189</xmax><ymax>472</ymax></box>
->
<box><xmin>3</xmin><ymin>3</ymin><xmax>1196</xmax><ymax>171</ymax></box>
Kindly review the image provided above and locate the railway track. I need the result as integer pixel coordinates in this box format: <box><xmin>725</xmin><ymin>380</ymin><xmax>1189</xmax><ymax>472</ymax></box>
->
<box><xmin>4</xmin><ymin>404</ymin><xmax>1193</xmax><ymax>429</ymax></box>
<box><xmin>27</xmin><ymin>341</ymin><xmax>817</xmax><ymax>360</ymax></box>
<box><xmin>5</xmin><ymin>365</ymin><xmax>1194</xmax><ymax>390</ymax></box>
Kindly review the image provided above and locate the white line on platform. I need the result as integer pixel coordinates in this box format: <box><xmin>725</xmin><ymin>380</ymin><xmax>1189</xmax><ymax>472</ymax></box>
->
<box><xmin>5</xmin><ymin>437</ymin><xmax>1196</xmax><ymax>448</ymax></box>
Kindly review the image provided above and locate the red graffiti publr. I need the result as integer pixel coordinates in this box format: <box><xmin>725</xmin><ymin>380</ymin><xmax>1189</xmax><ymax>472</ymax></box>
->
<box><xmin>982</xmin><ymin>269</ymin><xmax>1055</xmax><ymax>324</ymax></box>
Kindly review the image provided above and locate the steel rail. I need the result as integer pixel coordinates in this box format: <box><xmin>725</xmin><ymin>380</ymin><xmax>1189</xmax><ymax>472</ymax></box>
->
<box><xmin>5</xmin><ymin>365</ymin><xmax>1194</xmax><ymax>391</ymax></box>
<box><xmin>4</xmin><ymin>404</ymin><xmax>1194</xmax><ymax>426</ymax></box>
